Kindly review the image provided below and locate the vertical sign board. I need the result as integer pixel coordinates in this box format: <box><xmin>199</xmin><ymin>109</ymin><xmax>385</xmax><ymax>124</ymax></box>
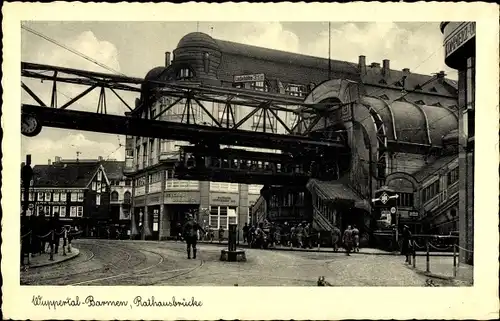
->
<box><xmin>153</xmin><ymin>209</ymin><xmax>159</xmax><ymax>232</ymax></box>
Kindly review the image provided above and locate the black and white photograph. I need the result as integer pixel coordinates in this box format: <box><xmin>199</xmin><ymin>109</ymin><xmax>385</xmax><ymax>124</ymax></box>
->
<box><xmin>3</xmin><ymin>2</ymin><xmax>499</xmax><ymax>320</ymax></box>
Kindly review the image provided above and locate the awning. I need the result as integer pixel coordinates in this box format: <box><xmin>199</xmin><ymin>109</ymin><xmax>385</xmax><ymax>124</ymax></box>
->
<box><xmin>306</xmin><ymin>179</ymin><xmax>371</xmax><ymax>212</ymax></box>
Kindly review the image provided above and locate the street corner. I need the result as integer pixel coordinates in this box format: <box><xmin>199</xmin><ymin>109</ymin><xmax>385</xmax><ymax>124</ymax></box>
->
<box><xmin>24</xmin><ymin>247</ymin><xmax>80</xmax><ymax>269</ymax></box>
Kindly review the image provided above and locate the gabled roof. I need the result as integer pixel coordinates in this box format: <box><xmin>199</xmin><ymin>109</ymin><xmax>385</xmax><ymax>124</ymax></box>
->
<box><xmin>101</xmin><ymin>160</ymin><xmax>125</xmax><ymax>181</ymax></box>
<box><xmin>32</xmin><ymin>162</ymin><xmax>100</xmax><ymax>188</ymax></box>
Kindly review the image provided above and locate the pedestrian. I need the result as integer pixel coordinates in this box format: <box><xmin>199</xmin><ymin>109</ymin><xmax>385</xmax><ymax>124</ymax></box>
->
<box><xmin>182</xmin><ymin>213</ymin><xmax>204</xmax><ymax>259</ymax></box>
<box><xmin>269</xmin><ymin>223</ymin><xmax>276</xmax><ymax>248</ymax></box>
<box><xmin>176</xmin><ymin>222</ymin><xmax>182</xmax><ymax>242</ymax></box>
<box><xmin>342</xmin><ymin>225</ymin><xmax>353</xmax><ymax>256</ymax></box>
<box><xmin>352</xmin><ymin>225</ymin><xmax>360</xmax><ymax>252</ymax></box>
<box><xmin>401</xmin><ymin>225</ymin><xmax>413</xmax><ymax>263</ymax></box>
<box><xmin>281</xmin><ymin>222</ymin><xmax>290</xmax><ymax>247</ymax></box>
<box><xmin>331</xmin><ymin>226</ymin><xmax>341</xmax><ymax>252</ymax></box>
<box><xmin>218</xmin><ymin>226</ymin><xmax>224</xmax><ymax>243</ymax></box>
<box><xmin>295</xmin><ymin>224</ymin><xmax>304</xmax><ymax>248</ymax></box>
<box><xmin>242</xmin><ymin>222</ymin><xmax>249</xmax><ymax>244</ymax></box>
<box><xmin>248</xmin><ymin>224</ymin><xmax>255</xmax><ymax>246</ymax></box>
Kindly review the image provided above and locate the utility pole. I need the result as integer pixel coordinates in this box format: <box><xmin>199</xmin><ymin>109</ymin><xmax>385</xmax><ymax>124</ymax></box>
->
<box><xmin>328</xmin><ymin>22</ymin><xmax>331</xmax><ymax>80</ymax></box>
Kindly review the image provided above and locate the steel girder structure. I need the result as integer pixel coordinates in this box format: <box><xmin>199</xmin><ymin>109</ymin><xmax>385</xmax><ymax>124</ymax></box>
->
<box><xmin>21</xmin><ymin>62</ymin><xmax>347</xmax><ymax>154</ymax></box>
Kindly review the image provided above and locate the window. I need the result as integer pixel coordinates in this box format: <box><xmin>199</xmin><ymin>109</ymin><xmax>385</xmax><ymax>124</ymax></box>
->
<box><xmin>29</xmin><ymin>192</ymin><xmax>34</xmax><ymax>201</ymax></box>
<box><xmin>53</xmin><ymin>192</ymin><xmax>60</xmax><ymax>202</ymax></box>
<box><xmin>466</xmin><ymin>56</ymin><xmax>475</xmax><ymax>139</ymax></box>
<box><xmin>92</xmin><ymin>181</ymin><xmax>97</xmax><ymax>191</ymax></box>
<box><xmin>125</xmin><ymin>179</ymin><xmax>131</xmax><ymax>186</ymax></box>
<box><xmin>45</xmin><ymin>192</ymin><xmax>51</xmax><ymax>202</ymax></box>
<box><xmin>208</xmin><ymin>206</ymin><xmax>237</xmax><ymax>229</ymax></box>
<box><xmin>179</xmin><ymin>68</ymin><xmax>193</xmax><ymax>79</ymax></box>
<box><xmin>71</xmin><ymin>193</ymin><xmax>77</xmax><ymax>202</ymax></box>
<box><xmin>21</xmin><ymin>192</ymin><xmax>24</xmax><ymax>201</ymax></box>
<box><xmin>126</xmin><ymin>149</ymin><xmax>134</xmax><ymax>157</ymax></box>
<box><xmin>37</xmin><ymin>206</ymin><xmax>44</xmax><ymax>216</ymax></box>
<box><xmin>447</xmin><ymin>167</ymin><xmax>459</xmax><ymax>185</ymax></box>
<box><xmin>44</xmin><ymin>206</ymin><xmax>51</xmax><ymax>216</ymax></box>
<box><xmin>38</xmin><ymin>192</ymin><xmax>44</xmax><ymax>201</ymax></box>
<box><xmin>77</xmin><ymin>206</ymin><xmax>84</xmax><ymax>217</ymax></box>
<box><xmin>70</xmin><ymin>206</ymin><xmax>77</xmax><ymax>217</ymax></box>
<box><xmin>124</xmin><ymin>191</ymin><xmax>131</xmax><ymax>204</ymax></box>
<box><xmin>422</xmin><ymin>180</ymin><xmax>440</xmax><ymax>203</ymax></box>
<box><xmin>60</xmin><ymin>192</ymin><xmax>67</xmax><ymax>202</ymax></box>
<box><xmin>59</xmin><ymin>206</ymin><xmax>66</xmax><ymax>217</ymax></box>
<box><xmin>78</xmin><ymin>192</ymin><xmax>84</xmax><ymax>202</ymax></box>
<box><xmin>96</xmin><ymin>194</ymin><xmax>101</xmax><ymax>206</ymax></box>
<box><xmin>52</xmin><ymin>206</ymin><xmax>59</xmax><ymax>216</ymax></box>
<box><xmin>142</xmin><ymin>143</ymin><xmax>148</xmax><ymax>167</ymax></box>
<box><xmin>96</xmin><ymin>182</ymin><xmax>102</xmax><ymax>193</ymax></box>
<box><xmin>111</xmin><ymin>191</ymin><xmax>119</xmax><ymax>202</ymax></box>
<box><xmin>285</xmin><ymin>84</ymin><xmax>307</xmax><ymax>97</ymax></box>
<box><xmin>251</xmin><ymin>81</ymin><xmax>268</xmax><ymax>92</ymax></box>
<box><xmin>97</xmin><ymin>171</ymin><xmax>102</xmax><ymax>182</ymax></box>
<box><xmin>396</xmin><ymin>192</ymin><xmax>414</xmax><ymax>207</ymax></box>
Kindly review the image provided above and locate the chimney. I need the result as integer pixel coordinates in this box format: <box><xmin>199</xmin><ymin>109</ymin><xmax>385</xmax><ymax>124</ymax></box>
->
<box><xmin>54</xmin><ymin>156</ymin><xmax>61</xmax><ymax>163</ymax></box>
<box><xmin>437</xmin><ymin>70</ymin><xmax>446</xmax><ymax>78</ymax></box>
<box><xmin>382</xmin><ymin>59</ymin><xmax>390</xmax><ymax>77</ymax></box>
<box><xmin>165</xmin><ymin>52</ymin><xmax>171</xmax><ymax>67</ymax></box>
<box><xmin>402</xmin><ymin>68</ymin><xmax>410</xmax><ymax>77</ymax></box>
<box><xmin>358</xmin><ymin>55</ymin><xmax>366</xmax><ymax>74</ymax></box>
<box><xmin>98</xmin><ymin>156</ymin><xmax>103</xmax><ymax>162</ymax></box>
<box><xmin>48</xmin><ymin>159</ymin><xmax>51</xmax><ymax>166</ymax></box>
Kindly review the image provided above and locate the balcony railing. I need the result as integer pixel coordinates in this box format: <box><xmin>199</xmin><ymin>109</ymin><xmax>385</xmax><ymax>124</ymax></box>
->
<box><xmin>166</xmin><ymin>179</ymin><xmax>199</xmax><ymax>190</ymax></box>
<box><xmin>210</xmin><ymin>182</ymin><xmax>239</xmax><ymax>192</ymax></box>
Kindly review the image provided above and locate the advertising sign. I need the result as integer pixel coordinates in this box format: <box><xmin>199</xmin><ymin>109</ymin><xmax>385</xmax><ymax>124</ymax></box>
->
<box><xmin>445</xmin><ymin>22</ymin><xmax>475</xmax><ymax>58</ymax></box>
<box><xmin>210</xmin><ymin>193</ymin><xmax>239</xmax><ymax>206</ymax></box>
<box><xmin>164</xmin><ymin>191</ymin><xmax>200</xmax><ymax>204</ymax></box>
<box><xmin>233</xmin><ymin>73</ymin><xmax>265</xmax><ymax>83</ymax></box>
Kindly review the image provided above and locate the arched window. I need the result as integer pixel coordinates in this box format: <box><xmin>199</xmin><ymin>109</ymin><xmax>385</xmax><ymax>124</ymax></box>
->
<box><xmin>111</xmin><ymin>191</ymin><xmax>119</xmax><ymax>202</ymax></box>
<box><xmin>124</xmin><ymin>191</ymin><xmax>131</xmax><ymax>204</ymax></box>
<box><xmin>178</xmin><ymin>66</ymin><xmax>194</xmax><ymax>80</ymax></box>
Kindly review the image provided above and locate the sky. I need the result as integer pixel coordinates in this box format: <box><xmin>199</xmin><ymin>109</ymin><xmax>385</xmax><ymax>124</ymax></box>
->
<box><xmin>21</xmin><ymin>21</ymin><xmax>456</xmax><ymax>166</ymax></box>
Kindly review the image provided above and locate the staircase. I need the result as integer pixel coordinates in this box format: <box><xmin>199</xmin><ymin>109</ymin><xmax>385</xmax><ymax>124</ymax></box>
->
<box><xmin>251</xmin><ymin>194</ymin><xmax>267</xmax><ymax>224</ymax></box>
<box><xmin>312</xmin><ymin>207</ymin><xmax>335</xmax><ymax>231</ymax></box>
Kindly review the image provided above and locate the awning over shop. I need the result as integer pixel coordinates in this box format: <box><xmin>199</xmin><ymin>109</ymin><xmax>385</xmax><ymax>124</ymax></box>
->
<box><xmin>306</xmin><ymin>179</ymin><xmax>371</xmax><ymax>212</ymax></box>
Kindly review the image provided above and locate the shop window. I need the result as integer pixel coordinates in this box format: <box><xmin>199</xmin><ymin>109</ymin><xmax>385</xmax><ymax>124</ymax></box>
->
<box><xmin>447</xmin><ymin>167</ymin><xmax>459</xmax><ymax>185</ymax></box>
<box><xmin>396</xmin><ymin>192</ymin><xmax>414</xmax><ymax>207</ymax></box>
<box><xmin>209</xmin><ymin>206</ymin><xmax>237</xmax><ymax>229</ymax></box>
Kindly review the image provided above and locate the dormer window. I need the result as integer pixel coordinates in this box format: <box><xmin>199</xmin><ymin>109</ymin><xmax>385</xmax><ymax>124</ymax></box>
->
<box><xmin>178</xmin><ymin>68</ymin><xmax>193</xmax><ymax>80</ymax></box>
<box><xmin>251</xmin><ymin>81</ymin><xmax>269</xmax><ymax>92</ymax></box>
<box><xmin>394</xmin><ymin>80</ymin><xmax>404</xmax><ymax>87</ymax></box>
<box><xmin>414</xmin><ymin>84</ymin><xmax>422</xmax><ymax>90</ymax></box>
<box><xmin>414</xmin><ymin>100</ymin><xmax>425</xmax><ymax>105</ymax></box>
<box><xmin>285</xmin><ymin>84</ymin><xmax>307</xmax><ymax>97</ymax></box>
<box><xmin>378</xmin><ymin>79</ymin><xmax>387</xmax><ymax>85</ymax></box>
<box><xmin>429</xmin><ymin>87</ymin><xmax>438</xmax><ymax>92</ymax></box>
<box><xmin>432</xmin><ymin>102</ymin><xmax>443</xmax><ymax>107</ymax></box>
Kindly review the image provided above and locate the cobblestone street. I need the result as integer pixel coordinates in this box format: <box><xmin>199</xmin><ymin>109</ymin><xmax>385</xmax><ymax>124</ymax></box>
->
<box><xmin>21</xmin><ymin>239</ymin><xmax>464</xmax><ymax>286</ymax></box>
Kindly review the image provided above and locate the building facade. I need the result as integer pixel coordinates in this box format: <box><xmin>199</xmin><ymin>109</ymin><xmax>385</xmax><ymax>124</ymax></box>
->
<box><xmin>21</xmin><ymin>157</ymin><xmax>128</xmax><ymax>237</ymax></box>
<box><xmin>124</xmin><ymin>32</ymin><xmax>459</xmax><ymax>241</ymax></box>
<box><xmin>441</xmin><ymin>21</ymin><xmax>475</xmax><ymax>264</ymax></box>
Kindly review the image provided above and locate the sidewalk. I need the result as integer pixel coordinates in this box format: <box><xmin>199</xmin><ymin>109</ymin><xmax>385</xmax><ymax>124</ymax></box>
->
<box><xmin>407</xmin><ymin>255</ymin><xmax>473</xmax><ymax>285</ymax></box>
<box><xmin>195</xmin><ymin>240</ymin><xmax>453</xmax><ymax>256</ymax></box>
<box><xmin>22</xmin><ymin>241</ymin><xmax>80</xmax><ymax>269</ymax></box>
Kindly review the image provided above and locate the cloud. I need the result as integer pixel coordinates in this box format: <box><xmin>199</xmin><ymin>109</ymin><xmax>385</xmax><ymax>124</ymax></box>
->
<box><xmin>304</xmin><ymin>22</ymin><xmax>457</xmax><ymax>79</ymax></box>
<box><xmin>214</xmin><ymin>22</ymin><xmax>300</xmax><ymax>53</ymax></box>
<box><xmin>22</xmin><ymin>129</ymin><xmax>124</xmax><ymax>165</ymax></box>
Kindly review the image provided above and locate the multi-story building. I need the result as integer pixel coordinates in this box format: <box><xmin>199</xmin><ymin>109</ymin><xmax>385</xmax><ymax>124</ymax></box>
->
<box><xmin>124</xmin><ymin>32</ymin><xmax>459</xmax><ymax>242</ymax></box>
<box><xmin>102</xmin><ymin>161</ymin><xmax>132</xmax><ymax>231</ymax></box>
<box><xmin>21</xmin><ymin>156</ymin><xmax>128</xmax><ymax>237</ymax></box>
<box><xmin>440</xmin><ymin>21</ymin><xmax>475</xmax><ymax>264</ymax></box>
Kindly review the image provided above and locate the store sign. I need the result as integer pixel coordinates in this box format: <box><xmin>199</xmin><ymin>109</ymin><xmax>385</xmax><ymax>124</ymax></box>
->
<box><xmin>32</xmin><ymin>188</ymin><xmax>83</xmax><ymax>193</ymax></box>
<box><xmin>409</xmin><ymin>210</ymin><xmax>419</xmax><ymax>217</ymax></box>
<box><xmin>135</xmin><ymin>197</ymin><xmax>146</xmax><ymax>206</ymax></box>
<box><xmin>164</xmin><ymin>192</ymin><xmax>199</xmax><ymax>204</ymax></box>
<box><xmin>445</xmin><ymin>22</ymin><xmax>475</xmax><ymax>58</ymax></box>
<box><xmin>210</xmin><ymin>193</ymin><xmax>238</xmax><ymax>206</ymax></box>
<box><xmin>147</xmin><ymin>194</ymin><xmax>161</xmax><ymax>205</ymax></box>
<box><xmin>233</xmin><ymin>73</ymin><xmax>265</xmax><ymax>83</ymax></box>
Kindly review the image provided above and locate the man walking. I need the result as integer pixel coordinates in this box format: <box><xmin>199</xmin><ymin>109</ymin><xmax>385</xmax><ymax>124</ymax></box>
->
<box><xmin>343</xmin><ymin>225</ymin><xmax>353</xmax><ymax>256</ymax></box>
<box><xmin>352</xmin><ymin>225</ymin><xmax>360</xmax><ymax>252</ymax></box>
<box><xmin>331</xmin><ymin>225</ymin><xmax>341</xmax><ymax>252</ymax></box>
<box><xmin>183</xmin><ymin>213</ymin><xmax>204</xmax><ymax>259</ymax></box>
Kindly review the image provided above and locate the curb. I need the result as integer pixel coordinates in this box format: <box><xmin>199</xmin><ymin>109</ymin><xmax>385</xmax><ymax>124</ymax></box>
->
<box><xmin>25</xmin><ymin>248</ymin><xmax>80</xmax><ymax>268</ymax></box>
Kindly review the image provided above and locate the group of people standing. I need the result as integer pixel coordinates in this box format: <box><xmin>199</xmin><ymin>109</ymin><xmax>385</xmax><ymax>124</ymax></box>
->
<box><xmin>242</xmin><ymin>221</ymin><xmax>320</xmax><ymax>249</ymax></box>
<box><xmin>331</xmin><ymin>225</ymin><xmax>360</xmax><ymax>255</ymax></box>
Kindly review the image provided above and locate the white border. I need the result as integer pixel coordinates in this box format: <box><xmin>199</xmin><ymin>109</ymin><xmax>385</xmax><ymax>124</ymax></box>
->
<box><xmin>2</xmin><ymin>2</ymin><xmax>499</xmax><ymax>320</ymax></box>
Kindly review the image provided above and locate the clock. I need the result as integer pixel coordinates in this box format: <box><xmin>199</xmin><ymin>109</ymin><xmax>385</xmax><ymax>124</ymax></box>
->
<box><xmin>21</xmin><ymin>114</ymin><xmax>42</xmax><ymax>137</ymax></box>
